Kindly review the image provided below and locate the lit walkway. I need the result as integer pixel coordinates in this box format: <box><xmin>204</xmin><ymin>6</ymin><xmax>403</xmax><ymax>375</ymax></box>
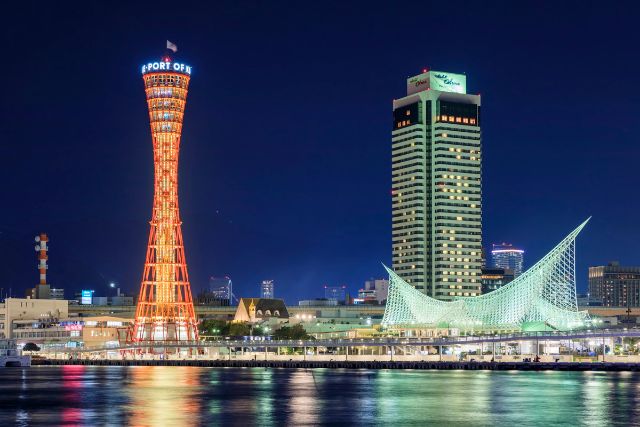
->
<box><xmin>62</xmin><ymin>327</ymin><xmax>640</xmax><ymax>354</ymax></box>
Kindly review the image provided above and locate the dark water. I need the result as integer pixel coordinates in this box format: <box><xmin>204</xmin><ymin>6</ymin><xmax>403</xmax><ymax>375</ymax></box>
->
<box><xmin>0</xmin><ymin>367</ymin><xmax>639</xmax><ymax>426</ymax></box>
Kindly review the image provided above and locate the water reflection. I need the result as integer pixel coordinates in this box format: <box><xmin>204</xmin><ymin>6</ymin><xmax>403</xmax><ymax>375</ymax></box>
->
<box><xmin>287</xmin><ymin>370</ymin><xmax>320</xmax><ymax>425</ymax></box>
<box><xmin>0</xmin><ymin>367</ymin><xmax>639</xmax><ymax>425</ymax></box>
<box><xmin>126</xmin><ymin>367</ymin><xmax>201</xmax><ymax>426</ymax></box>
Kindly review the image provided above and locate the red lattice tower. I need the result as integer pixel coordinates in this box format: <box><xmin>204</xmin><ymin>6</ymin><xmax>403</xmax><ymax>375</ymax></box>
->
<box><xmin>131</xmin><ymin>56</ymin><xmax>198</xmax><ymax>346</ymax></box>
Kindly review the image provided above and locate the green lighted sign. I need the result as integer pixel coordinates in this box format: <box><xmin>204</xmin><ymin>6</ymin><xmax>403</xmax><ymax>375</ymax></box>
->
<box><xmin>407</xmin><ymin>71</ymin><xmax>467</xmax><ymax>95</ymax></box>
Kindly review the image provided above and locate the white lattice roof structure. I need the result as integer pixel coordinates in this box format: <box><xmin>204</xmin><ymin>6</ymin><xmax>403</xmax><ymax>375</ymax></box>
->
<box><xmin>382</xmin><ymin>219</ymin><xmax>591</xmax><ymax>331</ymax></box>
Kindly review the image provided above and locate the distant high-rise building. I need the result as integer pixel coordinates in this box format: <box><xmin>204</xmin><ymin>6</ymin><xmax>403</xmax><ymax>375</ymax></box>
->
<box><xmin>197</xmin><ymin>276</ymin><xmax>233</xmax><ymax>306</ymax></box>
<box><xmin>358</xmin><ymin>279</ymin><xmax>390</xmax><ymax>304</ymax></box>
<box><xmin>481</xmin><ymin>267</ymin><xmax>514</xmax><ymax>294</ymax></box>
<box><xmin>491</xmin><ymin>243</ymin><xmax>524</xmax><ymax>277</ymax></box>
<box><xmin>209</xmin><ymin>276</ymin><xmax>233</xmax><ymax>304</ymax></box>
<box><xmin>261</xmin><ymin>280</ymin><xmax>274</xmax><ymax>299</ymax></box>
<box><xmin>324</xmin><ymin>285</ymin><xmax>346</xmax><ymax>302</ymax></box>
<box><xmin>589</xmin><ymin>262</ymin><xmax>640</xmax><ymax>307</ymax></box>
<box><xmin>392</xmin><ymin>69</ymin><xmax>482</xmax><ymax>301</ymax></box>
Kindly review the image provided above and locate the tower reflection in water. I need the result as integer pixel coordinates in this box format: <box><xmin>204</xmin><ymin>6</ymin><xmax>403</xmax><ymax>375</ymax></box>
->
<box><xmin>126</xmin><ymin>367</ymin><xmax>201</xmax><ymax>426</ymax></box>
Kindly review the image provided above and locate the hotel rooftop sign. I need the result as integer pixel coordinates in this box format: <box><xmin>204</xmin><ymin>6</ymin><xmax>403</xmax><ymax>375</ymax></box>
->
<box><xmin>407</xmin><ymin>70</ymin><xmax>466</xmax><ymax>95</ymax></box>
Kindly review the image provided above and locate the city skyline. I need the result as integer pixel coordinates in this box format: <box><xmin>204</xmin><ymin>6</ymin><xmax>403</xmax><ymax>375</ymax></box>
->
<box><xmin>2</xmin><ymin>2</ymin><xmax>639</xmax><ymax>304</ymax></box>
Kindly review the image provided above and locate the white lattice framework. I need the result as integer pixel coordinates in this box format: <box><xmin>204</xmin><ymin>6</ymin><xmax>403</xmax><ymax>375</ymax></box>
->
<box><xmin>382</xmin><ymin>219</ymin><xmax>591</xmax><ymax>331</ymax></box>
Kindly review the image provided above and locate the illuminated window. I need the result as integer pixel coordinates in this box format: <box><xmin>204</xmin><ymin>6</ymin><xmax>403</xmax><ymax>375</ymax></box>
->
<box><xmin>456</xmin><ymin>117</ymin><xmax>462</xmax><ymax>123</ymax></box>
<box><xmin>470</xmin><ymin>118</ymin><xmax>476</xmax><ymax>125</ymax></box>
<box><xmin>405</xmin><ymin>110</ymin><xmax>411</xmax><ymax>116</ymax></box>
<box><xmin>448</xmin><ymin>116</ymin><xmax>455</xmax><ymax>122</ymax></box>
<box><xmin>441</xmin><ymin>115</ymin><xmax>448</xmax><ymax>121</ymax></box>
<box><xmin>463</xmin><ymin>118</ymin><xmax>469</xmax><ymax>124</ymax></box>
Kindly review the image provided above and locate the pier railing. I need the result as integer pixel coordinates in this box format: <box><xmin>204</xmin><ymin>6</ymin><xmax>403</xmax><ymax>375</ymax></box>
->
<box><xmin>58</xmin><ymin>327</ymin><xmax>640</xmax><ymax>354</ymax></box>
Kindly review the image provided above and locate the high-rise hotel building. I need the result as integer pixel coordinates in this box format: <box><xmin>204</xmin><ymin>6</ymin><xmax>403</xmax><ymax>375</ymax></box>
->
<box><xmin>391</xmin><ymin>70</ymin><xmax>482</xmax><ymax>301</ymax></box>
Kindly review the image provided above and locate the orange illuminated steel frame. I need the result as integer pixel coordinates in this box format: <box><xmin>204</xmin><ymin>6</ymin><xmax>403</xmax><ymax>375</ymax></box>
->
<box><xmin>131</xmin><ymin>57</ymin><xmax>198</xmax><ymax>347</ymax></box>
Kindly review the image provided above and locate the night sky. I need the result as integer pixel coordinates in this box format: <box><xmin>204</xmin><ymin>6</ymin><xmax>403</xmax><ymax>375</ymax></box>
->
<box><xmin>2</xmin><ymin>2</ymin><xmax>639</xmax><ymax>303</ymax></box>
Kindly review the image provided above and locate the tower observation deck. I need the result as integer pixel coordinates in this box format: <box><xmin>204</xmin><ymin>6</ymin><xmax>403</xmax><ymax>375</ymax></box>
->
<box><xmin>131</xmin><ymin>56</ymin><xmax>198</xmax><ymax>346</ymax></box>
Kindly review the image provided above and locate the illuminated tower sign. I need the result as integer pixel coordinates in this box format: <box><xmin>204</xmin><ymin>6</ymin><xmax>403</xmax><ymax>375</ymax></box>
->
<box><xmin>131</xmin><ymin>55</ymin><xmax>198</xmax><ymax>346</ymax></box>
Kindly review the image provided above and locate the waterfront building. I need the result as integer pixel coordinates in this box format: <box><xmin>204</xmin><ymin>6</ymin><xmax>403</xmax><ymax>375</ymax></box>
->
<box><xmin>82</xmin><ymin>316</ymin><xmax>132</xmax><ymax>349</ymax></box>
<box><xmin>261</xmin><ymin>280</ymin><xmax>275</xmax><ymax>299</ymax></box>
<box><xmin>491</xmin><ymin>243</ymin><xmax>524</xmax><ymax>277</ymax></box>
<box><xmin>481</xmin><ymin>267</ymin><xmax>514</xmax><ymax>294</ymax></box>
<box><xmin>11</xmin><ymin>319</ymin><xmax>82</xmax><ymax>350</ymax></box>
<box><xmin>589</xmin><ymin>262</ymin><xmax>640</xmax><ymax>307</ymax></box>
<box><xmin>324</xmin><ymin>285</ymin><xmax>346</xmax><ymax>302</ymax></box>
<box><xmin>234</xmin><ymin>298</ymin><xmax>289</xmax><ymax>323</ymax></box>
<box><xmin>383</xmin><ymin>219</ymin><xmax>590</xmax><ymax>331</ymax></box>
<box><xmin>132</xmin><ymin>53</ymin><xmax>198</xmax><ymax>344</ymax></box>
<box><xmin>0</xmin><ymin>298</ymin><xmax>70</xmax><ymax>346</ymax></box>
<box><xmin>392</xmin><ymin>69</ymin><xmax>482</xmax><ymax>301</ymax></box>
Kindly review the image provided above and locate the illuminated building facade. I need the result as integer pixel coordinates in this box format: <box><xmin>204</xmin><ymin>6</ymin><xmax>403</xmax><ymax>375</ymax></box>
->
<box><xmin>481</xmin><ymin>267</ymin><xmax>514</xmax><ymax>294</ymax></box>
<box><xmin>197</xmin><ymin>276</ymin><xmax>233</xmax><ymax>306</ymax></box>
<box><xmin>589</xmin><ymin>262</ymin><xmax>640</xmax><ymax>307</ymax></box>
<box><xmin>131</xmin><ymin>56</ymin><xmax>198</xmax><ymax>344</ymax></box>
<box><xmin>491</xmin><ymin>243</ymin><xmax>524</xmax><ymax>277</ymax></box>
<box><xmin>261</xmin><ymin>280</ymin><xmax>275</xmax><ymax>299</ymax></box>
<box><xmin>392</xmin><ymin>70</ymin><xmax>482</xmax><ymax>301</ymax></box>
<box><xmin>209</xmin><ymin>276</ymin><xmax>233</xmax><ymax>305</ymax></box>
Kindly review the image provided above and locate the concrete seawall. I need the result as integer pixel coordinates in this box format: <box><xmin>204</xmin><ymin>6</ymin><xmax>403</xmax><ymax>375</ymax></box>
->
<box><xmin>34</xmin><ymin>359</ymin><xmax>640</xmax><ymax>371</ymax></box>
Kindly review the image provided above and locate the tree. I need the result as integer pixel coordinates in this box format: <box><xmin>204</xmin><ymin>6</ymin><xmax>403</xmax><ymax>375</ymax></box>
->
<box><xmin>23</xmin><ymin>342</ymin><xmax>40</xmax><ymax>352</ymax></box>
<box><xmin>199</xmin><ymin>319</ymin><xmax>230</xmax><ymax>337</ymax></box>
<box><xmin>228</xmin><ymin>322</ymin><xmax>251</xmax><ymax>337</ymax></box>
<box><xmin>273</xmin><ymin>324</ymin><xmax>313</xmax><ymax>340</ymax></box>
